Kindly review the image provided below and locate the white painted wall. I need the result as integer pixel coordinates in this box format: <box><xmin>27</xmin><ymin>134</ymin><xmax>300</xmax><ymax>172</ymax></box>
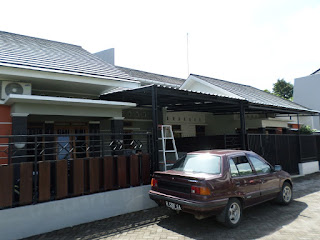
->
<box><xmin>294</xmin><ymin>74</ymin><xmax>320</xmax><ymax>111</ymax></box>
<box><xmin>298</xmin><ymin>161</ymin><xmax>320</xmax><ymax>175</ymax></box>
<box><xmin>294</xmin><ymin>74</ymin><xmax>320</xmax><ymax>130</ymax></box>
<box><xmin>0</xmin><ymin>185</ymin><xmax>157</xmax><ymax>240</ymax></box>
<box><xmin>261</xmin><ymin>119</ymin><xmax>289</xmax><ymax>128</ymax></box>
<box><xmin>164</xmin><ymin>111</ymin><xmax>207</xmax><ymax>137</ymax></box>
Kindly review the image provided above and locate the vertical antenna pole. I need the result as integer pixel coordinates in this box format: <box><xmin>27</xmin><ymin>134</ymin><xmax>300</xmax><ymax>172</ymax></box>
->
<box><xmin>187</xmin><ymin>33</ymin><xmax>189</xmax><ymax>75</ymax></box>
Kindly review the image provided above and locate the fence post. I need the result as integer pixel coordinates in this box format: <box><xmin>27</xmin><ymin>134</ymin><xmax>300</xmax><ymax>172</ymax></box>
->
<box><xmin>239</xmin><ymin>102</ymin><xmax>247</xmax><ymax>150</ymax></box>
<box><xmin>33</xmin><ymin>136</ymin><xmax>38</xmax><ymax>204</ymax></box>
<box><xmin>101</xmin><ymin>134</ymin><xmax>105</xmax><ymax>158</ymax></box>
<box><xmin>275</xmin><ymin>135</ymin><xmax>278</xmax><ymax>164</ymax></box>
<box><xmin>151</xmin><ymin>85</ymin><xmax>159</xmax><ymax>172</ymax></box>
<box><xmin>259</xmin><ymin>134</ymin><xmax>263</xmax><ymax>156</ymax></box>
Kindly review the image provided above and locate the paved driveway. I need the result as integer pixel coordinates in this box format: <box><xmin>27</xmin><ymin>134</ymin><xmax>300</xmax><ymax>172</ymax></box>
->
<box><xmin>27</xmin><ymin>173</ymin><xmax>320</xmax><ymax>240</ymax></box>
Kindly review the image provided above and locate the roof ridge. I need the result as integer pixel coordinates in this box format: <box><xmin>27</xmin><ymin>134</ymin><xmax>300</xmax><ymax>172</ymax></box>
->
<box><xmin>117</xmin><ymin>66</ymin><xmax>185</xmax><ymax>81</ymax></box>
<box><xmin>190</xmin><ymin>73</ymin><xmax>251</xmax><ymax>87</ymax></box>
<box><xmin>0</xmin><ymin>30</ymin><xmax>81</xmax><ymax>48</ymax></box>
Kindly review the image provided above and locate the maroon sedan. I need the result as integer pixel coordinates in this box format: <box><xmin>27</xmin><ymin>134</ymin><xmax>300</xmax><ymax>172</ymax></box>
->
<box><xmin>149</xmin><ymin>150</ymin><xmax>292</xmax><ymax>227</ymax></box>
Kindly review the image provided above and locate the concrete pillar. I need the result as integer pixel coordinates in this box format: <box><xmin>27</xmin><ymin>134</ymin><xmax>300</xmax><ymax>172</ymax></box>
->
<box><xmin>11</xmin><ymin>113</ymin><xmax>29</xmax><ymax>184</ymax></box>
<box><xmin>11</xmin><ymin>113</ymin><xmax>28</xmax><ymax>135</ymax></box>
<box><xmin>11</xmin><ymin>113</ymin><xmax>29</xmax><ymax>163</ymax></box>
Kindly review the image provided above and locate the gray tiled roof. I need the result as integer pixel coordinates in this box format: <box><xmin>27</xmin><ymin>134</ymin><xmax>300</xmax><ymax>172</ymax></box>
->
<box><xmin>116</xmin><ymin>66</ymin><xmax>185</xmax><ymax>86</ymax></box>
<box><xmin>0</xmin><ymin>31</ymin><xmax>134</xmax><ymax>81</ymax></box>
<box><xmin>191</xmin><ymin>74</ymin><xmax>311</xmax><ymax>111</ymax></box>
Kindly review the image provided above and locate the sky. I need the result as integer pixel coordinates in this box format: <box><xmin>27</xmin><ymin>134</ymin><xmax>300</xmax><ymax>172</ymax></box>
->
<box><xmin>1</xmin><ymin>0</ymin><xmax>320</xmax><ymax>90</ymax></box>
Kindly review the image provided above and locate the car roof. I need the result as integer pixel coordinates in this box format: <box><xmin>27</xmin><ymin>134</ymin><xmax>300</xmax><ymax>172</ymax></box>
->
<box><xmin>188</xmin><ymin>149</ymin><xmax>252</xmax><ymax>156</ymax></box>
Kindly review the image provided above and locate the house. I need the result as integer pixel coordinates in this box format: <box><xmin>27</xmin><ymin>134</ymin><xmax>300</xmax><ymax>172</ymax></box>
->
<box><xmin>0</xmin><ymin>31</ymin><xmax>155</xmax><ymax>239</ymax></box>
<box><xmin>0</xmin><ymin>31</ymin><xmax>142</xmax><ymax>164</ymax></box>
<box><xmin>0</xmin><ymin>32</ymin><xmax>318</xmax><ymax>239</ymax></box>
<box><xmin>293</xmin><ymin>68</ymin><xmax>320</xmax><ymax>130</ymax></box>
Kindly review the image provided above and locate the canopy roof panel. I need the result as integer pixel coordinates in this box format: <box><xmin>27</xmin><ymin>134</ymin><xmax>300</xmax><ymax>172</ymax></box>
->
<box><xmin>101</xmin><ymin>85</ymin><xmax>317</xmax><ymax>115</ymax></box>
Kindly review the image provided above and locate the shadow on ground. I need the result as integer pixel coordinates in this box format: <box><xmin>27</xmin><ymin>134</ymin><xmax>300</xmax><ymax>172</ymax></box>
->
<box><xmin>158</xmin><ymin>200</ymin><xmax>307</xmax><ymax>240</ymax></box>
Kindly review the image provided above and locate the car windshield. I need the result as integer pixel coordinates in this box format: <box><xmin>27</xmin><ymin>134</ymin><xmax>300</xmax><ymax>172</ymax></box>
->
<box><xmin>171</xmin><ymin>154</ymin><xmax>221</xmax><ymax>174</ymax></box>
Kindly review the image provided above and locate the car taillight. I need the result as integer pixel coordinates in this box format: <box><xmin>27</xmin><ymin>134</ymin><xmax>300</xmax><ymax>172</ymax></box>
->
<box><xmin>151</xmin><ymin>178</ymin><xmax>158</xmax><ymax>187</ymax></box>
<box><xmin>191</xmin><ymin>186</ymin><xmax>211</xmax><ymax>196</ymax></box>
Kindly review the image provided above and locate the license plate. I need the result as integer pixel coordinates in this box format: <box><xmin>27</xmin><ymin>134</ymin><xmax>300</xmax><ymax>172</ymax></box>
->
<box><xmin>166</xmin><ymin>201</ymin><xmax>182</xmax><ymax>210</ymax></box>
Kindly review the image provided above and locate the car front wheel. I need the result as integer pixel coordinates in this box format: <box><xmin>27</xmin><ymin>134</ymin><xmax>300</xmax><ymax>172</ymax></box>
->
<box><xmin>217</xmin><ymin>198</ymin><xmax>242</xmax><ymax>228</ymax></box>
<box><xmin>276</xmin><ymin>182</ymin><xmax>292</xmax><ymax>205</ymax></box>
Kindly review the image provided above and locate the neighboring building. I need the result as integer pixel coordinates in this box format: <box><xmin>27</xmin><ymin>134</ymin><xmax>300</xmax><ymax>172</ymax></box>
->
<box><xmin>94</xmin><ymin>48</ymin><xmax>115</xmax><ymax>65</ymax></box>
<box><xmin>0</xmin><ymin>31</ymin><xmax>140</xmax><ymax>163</ymax></box>
<box><xmin>294</xmin><ymin>69</ymin><xmax>320</xmax><ymax>130</ymax></box>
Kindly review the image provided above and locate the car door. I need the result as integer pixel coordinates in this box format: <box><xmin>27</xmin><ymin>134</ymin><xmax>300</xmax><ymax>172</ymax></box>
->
<box><xmin>229</xmin><ymin>154</ymin><xmax>261</xmax><ymax>207</ymax></box>
<box><xmin>247</xmin><ymin>153</ymin><xmax>281</xmax><ymax>201</ymax></box>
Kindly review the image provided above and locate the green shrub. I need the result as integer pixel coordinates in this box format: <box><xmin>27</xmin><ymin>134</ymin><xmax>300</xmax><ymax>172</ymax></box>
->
<box><xmin>299</xmin><ymin>125</ymin><xmax>315</xmax><ymax>134</ymax></box>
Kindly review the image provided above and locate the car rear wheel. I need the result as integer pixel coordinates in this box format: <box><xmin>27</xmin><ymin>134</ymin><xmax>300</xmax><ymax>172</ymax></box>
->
<box><xmin>217</xmin><ymin>198</ymin><xmax>242</xmax><ymax>228</ymax></box>
<box><xmin>276</xmin><ymin>182</ymin><xmax>292</xmax><ymax>205</ymax></box>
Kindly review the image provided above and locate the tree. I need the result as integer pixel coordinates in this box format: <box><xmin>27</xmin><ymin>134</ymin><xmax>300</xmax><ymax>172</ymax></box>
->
<box><xmin>263</xmin><ymin>89</ymin><xmax>271</xmax><ymax>93</ymax></box>
<box><xmin>272</xmin><ymin>79</ymin><xmax>293</xmax><ymax>100</ymax></box>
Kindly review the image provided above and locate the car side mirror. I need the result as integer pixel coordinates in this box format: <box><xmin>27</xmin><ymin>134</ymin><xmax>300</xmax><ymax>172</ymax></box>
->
<box><xmin>274</xmin><ymin>165</ymin><xmax>282</xmax><ymax>171</ymax></box>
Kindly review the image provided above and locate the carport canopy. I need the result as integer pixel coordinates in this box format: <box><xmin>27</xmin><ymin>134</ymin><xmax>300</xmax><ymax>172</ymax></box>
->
<box><xmin>101</xmin><ymin>85</ymin><xmax>318</xmax><ymax>171</ymax></box>
<box><xmin>101</xmin><ymin>85</ymin><xmax>316</xmax><ymax>115</ymax></box>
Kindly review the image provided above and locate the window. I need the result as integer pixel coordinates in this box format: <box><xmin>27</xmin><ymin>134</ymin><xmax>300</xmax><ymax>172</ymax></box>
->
<box><xmin>248</xmin><ymin>155</ymin><xmax>271</xmax><ymax>174</ymax></box>
<box><xmin>171</xmin><ymin>154</ymin><xmax>221</xmax><ymax>174</ymax></box>
<box><xmin>229</xmin><ymin>159</ymin><xmax>239</xmax><ymax>177</ymax></box>
<box><xmin>230</xmin><ymin>156</ymin><xmax>254</xmax><ymax>176</ymax></box>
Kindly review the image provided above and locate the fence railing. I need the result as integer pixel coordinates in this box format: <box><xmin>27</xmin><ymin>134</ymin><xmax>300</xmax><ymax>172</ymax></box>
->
<box><xmin>0</xmin><ymin>132</ymin><xmax>152</xmax><ymax>164</ymax></box>
<box><xmin>0</xmin><ymin>132</ymin><xmax>152</xmax><ymax>209</ymax></box>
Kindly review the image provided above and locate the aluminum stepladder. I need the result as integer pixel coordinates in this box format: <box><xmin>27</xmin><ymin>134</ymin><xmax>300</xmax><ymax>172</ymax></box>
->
<box><xmin>158</xmin><ymin>125</ymin><xmax>178</xmax><ymax>171</ymax></box>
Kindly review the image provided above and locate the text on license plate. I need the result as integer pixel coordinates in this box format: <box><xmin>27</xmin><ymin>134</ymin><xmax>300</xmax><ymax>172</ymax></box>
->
<box><xmin>166</xmin><ymin>201</ymin><xmax>182</xmax><ymax>210</ymax></box>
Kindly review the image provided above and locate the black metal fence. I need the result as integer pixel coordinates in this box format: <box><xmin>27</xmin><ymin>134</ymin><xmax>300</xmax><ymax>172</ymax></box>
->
<box><xmin>247</xmin><ymin>134</ymin><xmax>320</xmax><ymax>174</ymax></box>
<box><xmin>0</xmin><ymin>132</ymin><xmax>153</xmax><ymax>209</ymax></box>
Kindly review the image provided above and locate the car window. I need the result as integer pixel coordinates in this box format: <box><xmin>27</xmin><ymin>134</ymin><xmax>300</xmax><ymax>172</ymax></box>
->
<box><xmin>248</xmin><ymin>155</ymin><xmax>271</xmax><ymax>174</ymax></box>
<box><xmin>230</xmin><ymin>156</ymin><xmax>254</xmax><ymax>176</ymax></box>
<box><xmin>229</xmin><ymin>159</ymin><xmax>239</xmax><ymax>177</ymax></box>
<box><xmin>171</xmin><ymin>154</ymin><xmax>221</xmax><ymax>174</ymax></box>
